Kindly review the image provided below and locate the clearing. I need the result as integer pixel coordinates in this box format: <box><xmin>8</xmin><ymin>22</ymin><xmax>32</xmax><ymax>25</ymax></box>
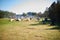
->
<box><xmin>0</xmin><ymin>18</ymin><xmax>60</xmax><ymax>40</ymax></box>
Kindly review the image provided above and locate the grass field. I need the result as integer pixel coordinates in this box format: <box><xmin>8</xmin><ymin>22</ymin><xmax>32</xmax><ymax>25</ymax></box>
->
<box><xmin>0</xmin><ymin>18</ymin><xmax>60</xmax><ymax>40</ymax></box>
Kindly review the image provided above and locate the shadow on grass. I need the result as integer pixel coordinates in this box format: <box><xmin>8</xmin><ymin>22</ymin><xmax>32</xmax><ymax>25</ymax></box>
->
<box><xmin>30</xmin><ymin>21</ymin><xmax>60</xmax><ymax>30</ymax></box>
<box><xmin>46</xmin><ymin>25</ymin><xmax>60</xmax><ymax>31</ymax></box>
<box><xmin>46</xmin><ymin>26</ymin><xmax>60</xmax><ymax>30</ymax></box>
<box><xmin>30</xmin><ymin>21</ymin><xmax>50</xmax><ymax>26</ymax></box>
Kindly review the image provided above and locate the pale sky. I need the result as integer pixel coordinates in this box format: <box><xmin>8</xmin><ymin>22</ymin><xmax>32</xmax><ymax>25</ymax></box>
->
<box><xmin>0</xmin><ymin>0</ymin><xmax>57</xmax><ymax>14</ymax></box>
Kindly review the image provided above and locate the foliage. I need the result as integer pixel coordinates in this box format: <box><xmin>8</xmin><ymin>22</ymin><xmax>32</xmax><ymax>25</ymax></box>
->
<box><xmin>0</xmin><ymin>10</ymin><xmax>16</xmax><ymax>18</ymax></box>
<box><xmin>48</xmin><ymin>1</ymin><xmax>60</xmax><ymax>26</ymax></box>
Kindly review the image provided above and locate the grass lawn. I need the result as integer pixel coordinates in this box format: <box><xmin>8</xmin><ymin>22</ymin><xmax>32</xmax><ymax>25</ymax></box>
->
<box><xmin>0</xmin><ymin>18</ymin><xmax>60</xmax><ymax>40</ymax></box>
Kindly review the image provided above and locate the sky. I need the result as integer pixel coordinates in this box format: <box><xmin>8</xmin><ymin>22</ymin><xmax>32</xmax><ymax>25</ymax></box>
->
<box><xmin>0</xmin><ymin>0</ymin><xmax>57</xmax><ymax>14</ymax></box>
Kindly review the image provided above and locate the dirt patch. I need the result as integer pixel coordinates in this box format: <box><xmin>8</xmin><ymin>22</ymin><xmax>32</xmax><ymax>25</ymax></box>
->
<box><xmin>34</xmin><ymin>35</ymin><xmax>42</xmax><ymax>37</ymax></box>
<box><xmin>27</xmin><ymin>28</ymin><xmax>36</xmax><ymax>30</ymax></box>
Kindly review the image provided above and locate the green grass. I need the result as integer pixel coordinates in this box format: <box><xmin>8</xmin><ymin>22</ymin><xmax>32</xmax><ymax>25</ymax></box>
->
<box><xmin>0</xmin><ymin>18</ymin><xmax>60</xmax><ymax>40</ymax></box>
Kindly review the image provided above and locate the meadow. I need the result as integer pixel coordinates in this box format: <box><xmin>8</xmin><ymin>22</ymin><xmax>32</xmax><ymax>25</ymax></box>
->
<box><xmin>0</xmin><ymin>18</ymin><xmax>60</xmax><ymax>40</ymax></box>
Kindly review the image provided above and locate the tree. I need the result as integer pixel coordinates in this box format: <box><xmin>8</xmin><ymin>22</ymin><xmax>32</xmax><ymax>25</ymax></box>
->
<box><xmin>22</xmin><ymin>12</ymin><xmax>27</xmax><ymax>17</ymax></box>
<box><xmin>41</xmin><ymin>7</ymin><xmax>49</xmax><ymax>18</ymax></box>
<box><xmin>37</xmin><ymin>12</ymin><xmax>42</xmax><ymax>17</ymax></box>
<box><xmin>0</xmin><ymin>10</ymin><xmax>16</xmax><ymax>18</ymax></box>
<box><xmin>48</xmin><ymin>1</ymin><xmax>60</xmax><ymax>25</ymax></box>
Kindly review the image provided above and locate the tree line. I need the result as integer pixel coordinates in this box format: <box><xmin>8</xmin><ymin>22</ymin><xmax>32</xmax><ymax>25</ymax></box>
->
<box><xmin>0</xmin><ymin>0</ymin><xmax>60</xmax><ymax>26</ymax></box>
<box><xmin>0</xmin><ymin>10</ymin><xmax>16</xmax><ymax>18</ymax></box>
<box><xmin>22</xmin><ymin>12</ymin><xmax>43</xmax><ymax>18</ymax></box>
<box><xmin>48</xmin><ymin>1</ymin><xmax>60</xmax><ymax>26</ymax></box>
